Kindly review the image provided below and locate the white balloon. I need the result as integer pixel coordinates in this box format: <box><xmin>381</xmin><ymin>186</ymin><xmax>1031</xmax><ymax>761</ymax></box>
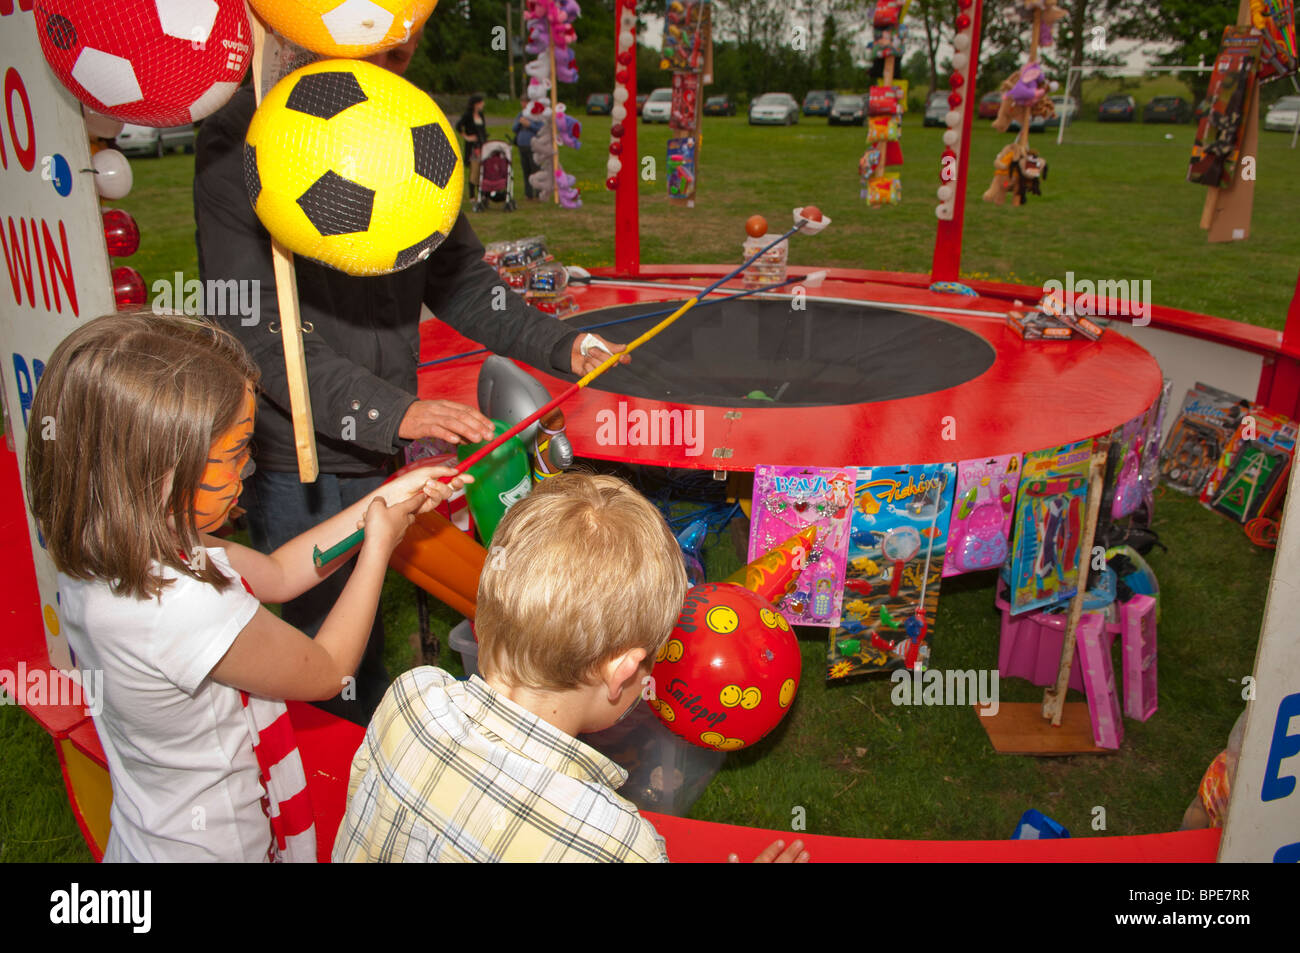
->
<box><xmin>91</xmin><ymin>148</ymin><xmax>132</xmax><ymax>200</ymax></box>
<box><xmin>611</xmin><ymin>104</ymin><xmax>627</xmax><ymax>122</ymax></box>
<box><xmin>607</xmin><ymin>157</ymin><xmax>622</xmax><ymax>176</ymax></box>
<box><xmin>942</xmin><ymin>129</ymin><xmax>959</xmax><ymax>147</ymax></box>
<box><xmin>82</xmin><ymin>108</ymin><xmax>123</xmax><ymax>140</ymax></box>
<box><xmin>621</xmin><ymin>10</ymin><xmax>636</xmax><ymax>29</ymax></box>
<box><xmin>953</xmin><ymin>33</ymin><xmax>970</xmax><ymax>52</ymax></box>
<box><xmin>936</xmin><ymin>203</ymin><xmax>954</xmax><ymax>221</ymax></box>
<box><xmin>619</xmin><ymin>29</ymin><xmax>634</xmax><ymax>49</ymax></box>
<box><xmin>952</xmin><ymin>52</ymin><xmax>969</xmax><ymax>70</ymax></box>
<box><xmin>613</xmin><ymin>86</ymin><xmax>629</xmax><ymax>104</ymax></box>
<box><xmin>945</xmin><ymin>110</ymin><xmax>962</xmax><ymax>127</ymax></box>
<box><xmin>937</xmin><ymin>184</ymin><xmax>954</xmax><ymax>202</ymax></box>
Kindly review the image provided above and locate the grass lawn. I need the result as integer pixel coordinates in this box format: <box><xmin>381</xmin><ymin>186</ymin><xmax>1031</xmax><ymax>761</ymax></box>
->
<box><xmin>3</xmin><ymin>108</ymin><xmax>1292</xmax><ymax>860</ymax></box>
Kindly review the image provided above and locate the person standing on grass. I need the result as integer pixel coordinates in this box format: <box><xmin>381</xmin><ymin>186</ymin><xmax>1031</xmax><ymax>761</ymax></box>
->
<box><xmin>512</xmin><ymin>97</ymin><xmax>544</xmax><ymax>200</ymax></box>
<box><xmin>25</xmin><ymin>312</ymin><xmax>470</xmax><ymax>862</ymax></box>
<box><xmin>456</xmin><ymin>94</ymin><xmax>489</xmax><ymax>200</ymax></box>
<box><xmin>193</xmin><ymin>27</ymin><xmax>628</xmax><ymax>727</ymax></box>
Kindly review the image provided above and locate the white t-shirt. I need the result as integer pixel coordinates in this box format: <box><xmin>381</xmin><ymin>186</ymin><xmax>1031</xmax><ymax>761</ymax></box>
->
<box><xmin>59</xmin><ymin>547</ymin><xmax>270</xmax><ymax>862</ymax></box>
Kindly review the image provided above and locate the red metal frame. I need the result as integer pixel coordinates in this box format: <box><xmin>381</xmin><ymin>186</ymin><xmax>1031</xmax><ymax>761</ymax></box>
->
<box><xmin>613</xmin><ymin>0</ymin><xmax>639</xmax><ymax>276</ymax></box>
<box><xmin>422</xmin><ymin>274</ymin><xmax>1164</xmax><ymax>470</ymax></box>
<box><xmin>931</xmin><ymin>0</ymin><xmax>982</xmax><ymax>281</ymax></box>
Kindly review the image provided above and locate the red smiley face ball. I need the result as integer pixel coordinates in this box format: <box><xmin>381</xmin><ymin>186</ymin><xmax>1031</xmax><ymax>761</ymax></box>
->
<box><xmin>744</xmin><ymin>214</ymin><xmax>768</xmax><ymax>238</ymax></box>
<box><xmin>649</xmin><ymin>583</ymin><xmax>801</xmax><ymax>751</ymax></box>
<box><xmin>800</xmin><ymin>205</ymin><xmax>824</xmax><ymax>222</ymax></box>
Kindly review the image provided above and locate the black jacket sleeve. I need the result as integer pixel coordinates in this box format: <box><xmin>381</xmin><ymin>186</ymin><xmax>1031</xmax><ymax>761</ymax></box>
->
<box><xmin>420</xmin><ymin>216</ymin><xmax>581</xmax><ymax>376</ymax></box>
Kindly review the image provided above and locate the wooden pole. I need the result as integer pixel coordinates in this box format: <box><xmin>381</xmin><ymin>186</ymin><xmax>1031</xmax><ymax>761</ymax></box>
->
<box><xmin>1042</xmin><ymin>440</ymin><xmax>1110</xmax><ymax>726</ymax></box>
<box><xmin>249</xmin><ymin>11</ymin><xmax>318</xmax><ymax>483</ymax></box>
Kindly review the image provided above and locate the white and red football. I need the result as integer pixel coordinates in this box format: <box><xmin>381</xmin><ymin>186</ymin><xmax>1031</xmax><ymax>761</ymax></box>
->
<box><xmin>33</xmin><ymin>0</ymin><xmax>252</xmax><ymax>127</ymax></box>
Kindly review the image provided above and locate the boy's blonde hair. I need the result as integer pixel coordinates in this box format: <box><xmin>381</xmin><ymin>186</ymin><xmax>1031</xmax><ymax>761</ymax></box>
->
<box><xmin>26</xmin><ymin>312</ymin><xmax>259</xmax><ymax>599</ymax></box>
<box><xmin>475</xmin><ymin>473</ymin><xmax>688</xmax><ymax>691</ymax></box>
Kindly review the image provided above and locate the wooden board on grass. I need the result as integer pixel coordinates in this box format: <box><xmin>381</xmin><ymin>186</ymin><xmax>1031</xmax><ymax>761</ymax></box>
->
<box><xmin>975</xmin><ymin>702</ymin><xmax>1115</xmax><ymax>756</ymax></box>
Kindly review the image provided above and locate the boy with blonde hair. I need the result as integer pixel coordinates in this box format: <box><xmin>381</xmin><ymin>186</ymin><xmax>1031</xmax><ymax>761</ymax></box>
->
<box><xmin>334</xmin><ymin>473</ymin><xmax>807</xmax><ymax>862</ymax></box>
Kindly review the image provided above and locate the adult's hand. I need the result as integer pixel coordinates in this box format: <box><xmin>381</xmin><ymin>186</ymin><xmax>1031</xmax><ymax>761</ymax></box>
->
<box><xmin>398</xmin><ymin>399</ymin><xmax>494</xmax><ymax>445</ymax></box>
<box><xmin>570</xmin><ymin>333</ymin><xmax>631</xmax><ymax>376</ymax></box>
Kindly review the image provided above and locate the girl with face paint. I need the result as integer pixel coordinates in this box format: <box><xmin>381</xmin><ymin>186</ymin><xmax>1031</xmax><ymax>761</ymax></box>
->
<box><xmin>26</xmin><ymin>313</ymin><xmax>471</xmax><ymax>862</ymax></box>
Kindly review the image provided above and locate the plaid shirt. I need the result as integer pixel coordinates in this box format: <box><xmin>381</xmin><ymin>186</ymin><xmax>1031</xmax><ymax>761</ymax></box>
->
<box><xmin>332</xmin><ymin>668</ymin><xmax>669</xmax><ymax>863</ymax></box>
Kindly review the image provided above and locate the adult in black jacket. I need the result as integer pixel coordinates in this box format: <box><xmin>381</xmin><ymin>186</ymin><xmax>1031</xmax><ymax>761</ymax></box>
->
<box><xmin>455</xmin><ymin>94</ymin><xmax>488</xmax><ymax>198</ymax></box>
<box><xmin>194</xmin><ymin>37</ymin><xmax>623</xmax><ymax>724</ymax></box>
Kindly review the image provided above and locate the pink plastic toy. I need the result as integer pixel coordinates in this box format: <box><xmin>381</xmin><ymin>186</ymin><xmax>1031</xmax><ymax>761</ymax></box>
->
<box><xmin>1118</xmin><ymin>593</ymin><xmax>1157</xmax><ymax>721</ymax></box>
<box><xmin>1078</xmin><ymin>613</ymin><xmax>1124</xmax><ymax>749</ymax></box>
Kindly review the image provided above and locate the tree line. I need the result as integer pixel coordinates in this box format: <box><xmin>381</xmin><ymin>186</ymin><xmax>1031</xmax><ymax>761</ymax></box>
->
<box><xmin>410</xmin><ymin>1</ymin><xmax>1253</xmax><ymax>108</ymax></box>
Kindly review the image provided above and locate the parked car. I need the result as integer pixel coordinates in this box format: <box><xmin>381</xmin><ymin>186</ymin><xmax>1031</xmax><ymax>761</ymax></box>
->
<box><xmin>978</xmin><ymin>91</ymin><xmax>1003</xmax><ymax>119</ymax></box>
<box><xmin>115</xmin><ymin>123</ymin><xmax>196</xmax><ymax>157</ymax></box>
<box><xmin>703</xmin><ymin>94</ymin><xmax>737</xmax><ymax>117</ymax></box>
<box><xmin>829</xmin><ymin>93</ymin><xmax>866</xmax><ymax>126</ymax></box>
<box><xmin>749</xmin><ymin>92</ymin><xmax>800</xmax><ymax>125</ymax></box>
<box><xmin>1264</xmin><ymin>95</ymin><xmax>1300</xmax><ymax>132</ymax></box>
<box><xmin>802</xmin><ymin>90</ymin><xmax>835</xmax><ymax>116</ymax></box>
<box><xmin>1007</xmin><ymin>113</ymin><xmax>1046</xmax><ymax>133</ymax></box>
<box><xmin>1143</xmin><ymin>95</ymin><xmax>1191</xmax><ymax>123</ymax></box>
<box><xmin>641</xmin><ymin>87</ymin><xmax>673</xmax><ymax>123</ymax></box>
<box><xmin>1099</xmin><ymin>94</ymin><xmax>1136</xmax><ymax>122</ymax></box>
<box><xmin>924</xmin><ymin>91</ymin><xmax>950</xmax><ymax>127</ymax></box>
<box><xmin>635</xmin><ymin>92</ymin><xmax>649</xmax><ymax>115</ymax></box>
<box><xmin>585</xmin><ymin>92</ymin><xmax>613</xmax><ymax>115</ymax></box>
<box><xmin>1043</xmin><ymin>95</ymin><xmax>1079</xmax><ymax>127</ymax></box>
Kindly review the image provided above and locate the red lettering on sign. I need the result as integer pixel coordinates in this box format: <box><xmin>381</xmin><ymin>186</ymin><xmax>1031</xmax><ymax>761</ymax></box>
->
<box><xmin>0</xmin><ymin>217</ymin><xmax>79</xmax><ymax>314</ymax></box>
<box><xmin>1</xmin><ymin>216</ymin><xmax>36</xmax><ymax>306</ymax></box>
<box><xmin>41</xmin><ymin>218</ymin><xmax>77</xmax><ymax>315</ymax></box>
<box><xmin>4</xmin><ymin>68</ymin><xmax>35</xmax><ymax>172</ymax></box>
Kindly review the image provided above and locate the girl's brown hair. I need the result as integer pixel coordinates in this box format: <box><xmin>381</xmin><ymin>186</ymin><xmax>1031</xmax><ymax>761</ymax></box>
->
<box><xmin>26</xmin><ymin>313</ymin><xmax>259</xmax><ymax>599</ymax></box>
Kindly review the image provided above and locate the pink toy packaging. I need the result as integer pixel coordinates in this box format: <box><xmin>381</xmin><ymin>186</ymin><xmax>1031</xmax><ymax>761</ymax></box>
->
<box><xmin>1107</xmin><ymin>413</ymin><xmax>1146</xmax><ymax>520</ymax></box>
<box><xmin>748</xmin><ymin>465</ymin><xmax>854</xmax><ymax>627</ymax></box>
<box><xmin>1077</xmin><ymin>613</ymin><xmax>1124</xmax><ymax>749</ymax></box>
<box><xmin>1119</xmin><ymin>593</ymin><xmax>1158</xmax><ymax>722</ymax></box>
<box><xmin>943</xmin><ymin>454</ymin><xmax>1021</xmax><ymax>577</ymax></box>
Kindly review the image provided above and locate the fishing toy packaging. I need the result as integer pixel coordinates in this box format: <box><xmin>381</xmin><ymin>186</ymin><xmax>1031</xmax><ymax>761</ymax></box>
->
<box><xmin>660</xmin><ymin>0</ymin><xmax>711</xmax><ymax>71</ymax></box>
<box><xmin>1138</xmin><ymin>379</ymin><xmax>1174</xmax><ymax>513</ymax></box>
<box><xmin>943</xmin><ymin>454</ymin><xmax>1021</xmax><ymax>577</ymax></box>
<box><xmin>1158</xmin><ymin>383</ymin><xmax>1252</xmax><ymax>494</ymax></box>
<box><xmin>747</xmin><ymin>466</ymin><xmax>854</xmax><ymax>627</ymax></box>
<box><xmin>1188</xmin><ymin>27</ymin><xmax>1262</xmax><ymax>188</ymax></box>
<box><xmin>827</xmin><ymin>463</ymin><xmax>955</xmax><ymax>680</ymax></box>
<box><xmin>1105</xmin><ymin>413</ymin><xmax>1147</xmax><ymax>521</ymax></box>
<box><xmin>1251</xmin><ymin>0</ymin><xmax>1297</xmax><ymax>81</ymax></box>
<box><xmin>1199</xmin><ymin>407</ymin><xmax>1296</xmax><ymax>505</ymax></box>
<box><xmin>1007</xmin><ymin>439</ymin><xmax>1096</xmax><ymax>614</ymax></box>
<box><xmin>667</xmin><ymin>136</ymin><xmax>698</xmax><ymax>201</ymax></box>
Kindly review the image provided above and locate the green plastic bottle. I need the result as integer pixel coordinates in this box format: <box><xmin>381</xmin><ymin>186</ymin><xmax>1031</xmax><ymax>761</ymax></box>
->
<box><xmin>457</xmin><ymin>419</ymin><xmax>532</xmax><ymax>544</ymax></box>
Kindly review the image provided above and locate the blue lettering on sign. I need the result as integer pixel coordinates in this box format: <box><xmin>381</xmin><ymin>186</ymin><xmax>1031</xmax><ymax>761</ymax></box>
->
<box><xmin>1261</xmin><ymin>691</ymin><xmax>1300</xmax><ymax>802</ymax></box>
<box><xmin>50</xmin><ymin>154</ymin><xmax>71</xmax><ymax>197</ymax></box>
<box><xmin>11</xmin><ymin>352</ymin><xmax>44</xmax><ymax>430</ymax></box>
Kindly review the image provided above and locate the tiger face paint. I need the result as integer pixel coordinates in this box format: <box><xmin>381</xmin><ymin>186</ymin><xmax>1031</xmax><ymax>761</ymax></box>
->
<box><xmin>194</xmin><ymin>387</ymin><xmax>256</xmax><ymax>533</ymax></box>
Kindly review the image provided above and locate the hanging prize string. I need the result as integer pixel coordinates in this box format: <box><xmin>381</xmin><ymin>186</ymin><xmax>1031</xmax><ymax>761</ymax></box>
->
<box><xmin>313</xmin><ymin>208</ymin><xmax>832</xmax><ymax>565</ymax></box>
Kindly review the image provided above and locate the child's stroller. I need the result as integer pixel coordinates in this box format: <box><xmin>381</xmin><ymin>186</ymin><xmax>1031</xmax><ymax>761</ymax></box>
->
<box><xmin>473</xmin><ymin>140</ymin><xmax>516</xmax><ymax>212</ymax></box>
